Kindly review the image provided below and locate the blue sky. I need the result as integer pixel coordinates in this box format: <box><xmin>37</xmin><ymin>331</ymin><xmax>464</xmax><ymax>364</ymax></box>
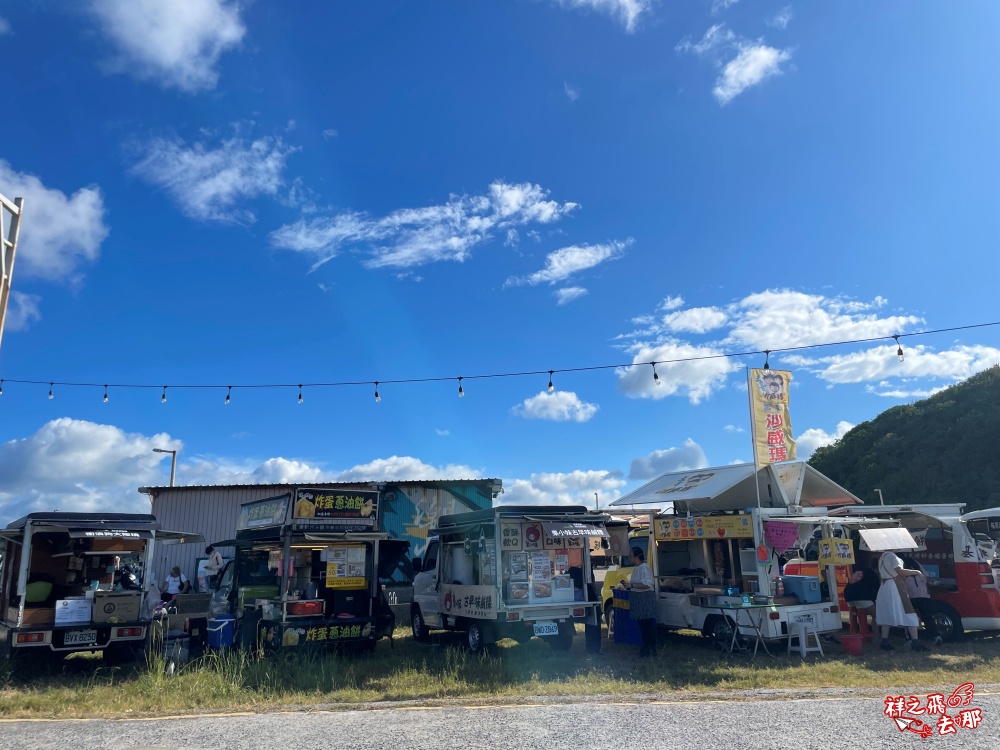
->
<box><xmin>0</xmin><ymin>0</ymin><xmax>998</xmax><ymax>523</ymax></box>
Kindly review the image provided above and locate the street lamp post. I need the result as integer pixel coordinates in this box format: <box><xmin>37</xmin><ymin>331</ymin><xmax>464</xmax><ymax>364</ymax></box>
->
<box><xmin>152</xmin><ymin>448</ymin><xmax>178</xmax><ymax>487</ymax></box>
<box><xmin>874</xmin><ymin>488</ymin><xmax>885</xmax><ymax>505</ymax></box>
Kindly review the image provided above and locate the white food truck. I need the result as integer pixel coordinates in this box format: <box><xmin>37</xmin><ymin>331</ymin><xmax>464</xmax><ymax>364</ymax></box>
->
<box><xmin>608</xmin><ymin>463</ymin><xmax>873</xmax><ymax>646</ymax></box>
<box><xmin>410</xmin><ymin>505</ymin><xmax>608</xmax><ymax>653</ymax></box>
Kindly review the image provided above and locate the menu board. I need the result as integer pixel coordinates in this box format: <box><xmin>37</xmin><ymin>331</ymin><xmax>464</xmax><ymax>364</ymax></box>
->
<box><xmin>508</xmin><ymin>552</ymin><xmax>528</xmax><ymax>581</ymax></box>
<box><xmin>294</xmin><ymin>488</ymin><xmax>379</xmax><ymax>531</ymax></box>
<box><xmin>480</xmin><ymin>545</ymin><xmax>497</xmax><ymax>586</ymax></box>
<box><xmin>325</xmin><ymin>546</ymin><xmax>367</xmax><ymax>589</ymax></box>
<box><xmin>238</xmin><ymin>494</ymin><xmax>290</xmax><ymax>530</ymax></box>
<box><xmin>655</xmin><ymin>514</ymin><xmax>753</xmax><ymax>541</ymax></box>
<box><xmin>530</xmin><ymin>551</ymin><xmax>552</xmax><ymax>581</ymax></box>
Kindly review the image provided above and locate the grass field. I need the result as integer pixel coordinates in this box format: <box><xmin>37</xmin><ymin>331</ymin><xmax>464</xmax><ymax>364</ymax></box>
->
<box><xmin>1</xmin><ymin>626</ymin><xmax>998</xmax><ymax>719</ymax></box>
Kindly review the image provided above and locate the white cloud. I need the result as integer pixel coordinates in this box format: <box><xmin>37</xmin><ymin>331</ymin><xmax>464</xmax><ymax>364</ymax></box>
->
<box><xmin>723</xmin><ymin>424</ymin><xmax>745</xmax><ymax>433</ymax></box>
<box><xmin>616</xmin><ymin>341</ymin><xmax>738</xmax><ymax>404</ymax></box>
<box><xmin>132</xmin><ymin>130</ymin><xmax>296</xmax><ymax>223</ymax></box>
<box><xmin>659</xmin><ymin>295</ymin><xmax>685</xmax><ymax>311</ymax></box>
<box><xmin>0</xmin><ymin>16</ymin><xmax>12</xmax><ymax>35</ymax></box>
<box><xmin>500</xmin><ymin>469</ymin><xmax>625</xmax><ymax>506</ymax></box>
<box><xmin>435</xmin><ymin>428</ymin><xmax>450</xmax><ymax>436</ymax></box>
<box><xmin>796</xmin><ymin>420</ymin><xmax>853</xmax><ymax>459</ymax></box>
<box><xmin>334</xmin><ymin>456</ymin><xmax>481</xmax><ymax>482</ymax></box>
<box><xmin>505</xmin><ymin>229</ymin><xmax>520</xmax><ymax>247</ymax></box>
<box><xmin>564</xmin><ymin>82</ymin><xmax>581</xmax><ymax>102</ymax></box>
<box><xmin>555</xmin><ymin>287</ymin><xmax>589</xmax><ymax>305</ymax></box>
<box><xmin>271</xmin><ymin>181</ymin><xmax>578</xmax><ymax>270</ymax></box>
<box><xmin>768</xmin><ymin>5</ymin><xmax>793</xmax><ymax>29</ymax></box>
<box><xmin>628</xmin><ymin>439</ymin><xmax>709</xmax><ymax>480</ymax></box>
<box><xmin>713</xmin><ymin>43</ymin><xmax>792</xmax><ymax>105</ymax></box>
<box><xmin>0</xmin><ymin>419</ymin><xmax>179</xmax><ymax>524</ymax></box>
<box><xmin>554</xmin><ymin>0</ymin><xmax>654</xmax><ymax>32</ymax></box>
<box><xmin>813</xmin><ymin>345</ymin><xmax>1000</xmax><ymax>385</ymax></box>
<box><xmin>0</xmin><ymin>161</ymin><xmax>108</xmax><ymax>285</ymax></box>
<box><xmin>662</xmin><ymin>306</ymin><xmax>728</xmax><ymax>333</ymax></box>
<box><xmin>711</xmin><ymin>0</ymin><xmax>739</xmax><ymax>14</ymax></box>
<box><xmin>87</xmin><ymin>0</ymin><xmax>245</xmax><ymax>92</ymax></box>
<box><xmin>4</xmin><ymin>292</ymin><xmax>42</xmax><ymax>332</ymax></box>
<box><xmin>505</xmin><ymin>239</ymin><xmax>629</xmax><ymax>287</ymax></box>
<box><xmin>864</xmin><ymin>384</ymin><xmax>948</xmax><ymax>400</ymax></box>
<box><xmin>675</xmin><ymin>24</ymin><xmax>735</xmax><ymax>56</ymax></box>
<box><xmin>512</xmin><ymin>390</ymin><xmax>599</xmax><ymax>422</ymax></box>
<box><xmin>322</xmin><ymin>129</ymin><xmax>339</xmax><ymax>140</ymax></box>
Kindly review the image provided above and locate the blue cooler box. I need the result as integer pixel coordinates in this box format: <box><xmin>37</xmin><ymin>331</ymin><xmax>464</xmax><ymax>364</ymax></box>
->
<box><xmin>612</xmin><ymin>590</ymin><xmax>643</xmax><ymax>646</ymax></box>
<box><xmin>781</xmin><ymin>575</ymin><xmax>821</xmax><ymax>604</ymax></box>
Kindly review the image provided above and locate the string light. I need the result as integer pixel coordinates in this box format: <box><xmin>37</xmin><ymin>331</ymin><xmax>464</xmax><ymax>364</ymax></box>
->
<box><xmin>103</xmin><ymin>385</ymin><xmax>109</xmax><ymax>403</ymax></box>
<box><xmin>458</xmin><ymin>377</ymin><xmax>464</xmax><ymax>398</ymax></box>
<box><xmin>225</xmin><ymin>386</ymin><xmax>232</xmax><ymax>405</ymax></box>
<box><xmin>374</xmin><ymin>381</ymin><xmax>381</xmax><ymax>403</ymax></box>
<box><xmin>0</xmin><ymin>321</ymin><xmax>993</xmax><ymax>404</ymax></box>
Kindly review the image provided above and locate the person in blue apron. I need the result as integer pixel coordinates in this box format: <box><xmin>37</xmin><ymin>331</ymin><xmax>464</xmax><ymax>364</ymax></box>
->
<box><xmin>618</xmin><ymin>546</ymin><xmax>657</xmax><ymax>657</ymax></box>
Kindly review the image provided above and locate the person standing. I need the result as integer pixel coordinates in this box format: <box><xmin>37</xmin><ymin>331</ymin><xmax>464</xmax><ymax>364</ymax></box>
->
<box><xmin>204</xmin><ymin>545</ymin><xmax>224</xmax><ymax>589</ymax></box>
<box><xmin>876</xmin><ymin>549</ymin><xmax>926</xmax><ymax>651</ymax></box>
<box><xmin>844</xmin><ymin>560</ymin><xmax>881</xmax><ymax>647</ymax></box>
<box><xmin>618</xmin><ymin>546</ymin><xmax>657</xmax><ymax>657</ymax></box>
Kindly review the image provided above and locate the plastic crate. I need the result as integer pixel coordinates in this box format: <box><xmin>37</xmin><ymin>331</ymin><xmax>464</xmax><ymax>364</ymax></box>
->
<box><xmin>612</xmin><ymin>590</ymin><xmax>643</xmax><ymax>646</ymax></box>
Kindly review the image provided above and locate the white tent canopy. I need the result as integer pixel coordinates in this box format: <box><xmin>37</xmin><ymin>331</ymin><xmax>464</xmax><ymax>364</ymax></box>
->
<box><xmin>610</xmin><ymin>462</ymin><xmax>862</xmax><ymax>512</ymax></box>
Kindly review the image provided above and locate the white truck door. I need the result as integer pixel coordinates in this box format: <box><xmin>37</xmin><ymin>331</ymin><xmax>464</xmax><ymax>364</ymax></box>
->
<box><xmin>414</xmin><ymin>541</ymin><xmax>442</xmax><ymax>626</ymax></box>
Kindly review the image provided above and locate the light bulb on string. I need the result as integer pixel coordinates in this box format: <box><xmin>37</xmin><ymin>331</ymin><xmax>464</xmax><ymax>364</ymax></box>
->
<box><xmin>651</xmin><ymin>362</ymin><xmax>660</xmax><ymax>385</ymax></box>
<box><xmin>374</xmin><ymin>381</ymin><xmax>381</xmax><ymax>403</ymax></box>
<box><xmin>547</xmin><ymin>371</ymin><xmax>554</xmax><ymax>393</ymax></box>
<box><xmin>103</xmin><ymin>385</ymin><xmax>109</xmax><ymax>403</ymax></box>
<box><xmin>48</xmin><ymin>383</ymin><xmax>54</xmax><ymax>400</ymax></box>
<box><xmin>0</xmin><ymin>380</ymin><xmax>4</xmax><ymax>396</ymax></box>
<box><xmin>763</xmin><ymin>350</ymin><xmax>771</xmax><ymax>371</ymax></box>
<box><xmin>297</xmin><ymin>384</ymin><xmax>303</xmax><ymax>404</ymax></box>
<box><xmin>225</xmin><ymin>386</ymin><xmax>232</xmax><ymax>405</ymax></box>
<box><xmin>161</xmin><ymin>386</ymin><xmax>167</xmax><ymax>404</ymax></box>
<box><xmin>894</xmin><ymin>335</ymin><xmax>904</xmax><ymax>363</ymax></box>
<box><xmin>458</xmin><ymin>377</ymin><xmax>464</xmax><ymax>398</ymax></box>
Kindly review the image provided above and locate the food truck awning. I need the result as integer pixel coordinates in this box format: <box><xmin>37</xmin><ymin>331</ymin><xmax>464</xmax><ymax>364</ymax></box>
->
<box><xmin>610</xmin><ymin>462</ymin><xmax>862</xmax><ymax>511</ymax></box>
<box><xmin>540</xmin><ymin>521</ymin><xmax>608</xmax><ymax>538</ymax></box>
<box><xmin>857</xmin><ymin>527</ymin><xmax>919</xmax><ymax>552</ymax></box>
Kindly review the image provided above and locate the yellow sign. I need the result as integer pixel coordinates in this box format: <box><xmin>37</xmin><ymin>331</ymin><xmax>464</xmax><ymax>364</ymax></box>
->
<box><xmin>750</xmin><ymin>369</ymin><xmax>797</xmax><ymax>466</ymax></box>
<box><xmin>654</xmin><ymin>514</ymin><xmax>753</xmax><ymax>541</ymax></box>
<box><xmin>817</xmin><ymin>537</ymin><xmax>855</xmax><ymax>566</ymax></box>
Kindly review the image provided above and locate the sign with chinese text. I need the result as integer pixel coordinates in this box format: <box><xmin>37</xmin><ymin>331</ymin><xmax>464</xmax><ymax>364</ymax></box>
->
<box><xmin>499</xmin><ymin>522</ymin><xmax>523</xmax><ymax>550</ymax></box>
<box><xmin>325</xmin><ymin>545</ymin><xmax>367</xmax><ymax>589</ymax></box>
<box><xmin>293</xmin><ymin>488</ymin><xmax>378</xmax><ymax>531</ymax></box>
<box><xmin>237</xmin><ymin>494</ymin><xmax>290</xmax><ymax>531</ymax></box>
<box><xmin>265</xmin><ymin>619</ymin><xmax>375</xmax><ymax>647</ymax></box>
<box><xmin>817</xmin><ymin>537</ymin><xmax>855</xmax><ymax>566</ymax></box>
<box><xmin>750</xmin><ymin>369</ymin><xmax>797</xmax><ymax>466</ymax></box>
<box><xmin>522</xmin><ymin>522</ymin><xmax>544</xmax><ymax>550</ymax></box>
<box><xmin>440</xmin><ymin>584</ymin><xmax>496</xmax><ymax>619</ymax></box>
<box><xmin>654</xmin><ymin>514</ymin><xmax>753</xmax><ymax>541</ymax></box>
<box><xmin>883</xmin><ymin>682</ymin><xmax>982</xmax><ymax>737</ymax></box>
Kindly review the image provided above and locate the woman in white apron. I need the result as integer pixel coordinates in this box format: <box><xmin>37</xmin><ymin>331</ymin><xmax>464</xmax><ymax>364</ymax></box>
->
<box><xmin>876</xmin><ymin>549</ymin><xmax>926</xmax><ymax>651</ymax></box>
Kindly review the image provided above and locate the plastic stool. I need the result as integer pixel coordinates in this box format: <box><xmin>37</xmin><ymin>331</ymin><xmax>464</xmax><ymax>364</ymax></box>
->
<box><xmin>787</xmin><ymin>622</ymin><xmax>824</xmax><ymax>657</ymax></box>
<box><xmin>848</xmin><ymin>606</ymin><xmax>874</xmax><ymax>640</ymax></box>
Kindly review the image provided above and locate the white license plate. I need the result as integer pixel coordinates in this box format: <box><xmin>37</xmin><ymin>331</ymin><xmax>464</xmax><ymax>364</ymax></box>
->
<box><xmin>533</xmin><ymin>621</ymin><xmax>559</xmax><ymax>637</ymax></box>
<box><xmin>789</xmin><ymin>614</ymin><xmax>815</xmax><ymax>626</ymax></box>
<box><xmin>64</xmin><ymin>629</ymin><xmax>97</xmax><ymax>645</ymax></box>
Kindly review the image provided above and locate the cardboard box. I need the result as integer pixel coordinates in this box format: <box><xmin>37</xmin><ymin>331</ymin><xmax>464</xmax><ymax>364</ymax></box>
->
<box><xmin>54</xmin><ymin>598</ymin><xmax>92</xmax><ymax>625</ymax></box>
<box><xmin>92</xmin><ymin>592</ymin><xmax>142</xmax><ymax>623</ymax></box>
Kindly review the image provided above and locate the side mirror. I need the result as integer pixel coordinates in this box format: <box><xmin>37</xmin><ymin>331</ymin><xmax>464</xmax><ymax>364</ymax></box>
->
<box><xmin>411</xmin><ymin>557</ymin><xmax>423</xmax><ymax>574</ymax></box>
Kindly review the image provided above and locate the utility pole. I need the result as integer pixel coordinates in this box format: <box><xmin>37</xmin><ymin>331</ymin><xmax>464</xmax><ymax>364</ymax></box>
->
<box><xmin>0</xmin><ymin>192</ymin><xmax>25</xmax><ymax>355</ymax></box>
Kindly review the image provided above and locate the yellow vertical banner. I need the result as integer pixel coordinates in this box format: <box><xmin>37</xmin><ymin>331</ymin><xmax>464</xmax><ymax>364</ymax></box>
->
<box><xmin>750</xmin><ymin>369</ymin><xmax>797</xmax><ymax>466</ymax></box>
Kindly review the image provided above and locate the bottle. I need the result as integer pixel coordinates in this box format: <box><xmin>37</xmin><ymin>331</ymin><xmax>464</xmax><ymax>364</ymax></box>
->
<box><xmin>776</xmin><ymin>577</ymin><xmax>784</xmax><ymax>597</ymax></box>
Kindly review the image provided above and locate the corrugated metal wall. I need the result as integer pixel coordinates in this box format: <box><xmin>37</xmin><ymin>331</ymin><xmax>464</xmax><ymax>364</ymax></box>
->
<box><xmin>147</xmin><ymin>480</ymin><xmax>496</xmax><ymax>588</ymax></box>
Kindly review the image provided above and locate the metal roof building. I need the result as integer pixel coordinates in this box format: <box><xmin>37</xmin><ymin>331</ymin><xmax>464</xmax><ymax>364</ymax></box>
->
<box><xmin>139</xmin><ymin>479</ymin><xmax>501</xmax><ymax>588</ymax></box>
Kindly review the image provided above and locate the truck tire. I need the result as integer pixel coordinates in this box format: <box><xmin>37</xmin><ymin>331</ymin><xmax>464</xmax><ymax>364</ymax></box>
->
<box><xmin>704</xmin><ymin>615</ymin><xmax>735</xmax><ymax>650</ymax></box>
<box><xmin>411</xmin><ymin>606</ymin><xmax>430</xmax><ymax>642</ymax></box>
<box><xmin>548</xmin><ymin>622</ymin><xmax>574</xmax><ymax>651</ymax></box>
<box><xmin>467</xmin><ymin>622</ymin><xmax>487</xmax><ymax>654</ymax></box>
<box><xmin>921</xmin><ymin>601</ymin><xmax>963</xmax><ymax>642</ymax></box>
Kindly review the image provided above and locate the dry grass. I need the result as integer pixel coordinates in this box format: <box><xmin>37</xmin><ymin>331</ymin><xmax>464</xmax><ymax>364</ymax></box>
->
<box><xmin>1</xmin><ymin>627</ymin><xmax>998</xmax><ymax>719</ymax></box>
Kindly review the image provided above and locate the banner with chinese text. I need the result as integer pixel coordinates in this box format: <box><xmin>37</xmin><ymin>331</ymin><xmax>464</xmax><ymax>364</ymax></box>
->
<box><xmin>750</xmin><ymin>369</ymin><xmax>797</xmax><ymax>466</ymax></box>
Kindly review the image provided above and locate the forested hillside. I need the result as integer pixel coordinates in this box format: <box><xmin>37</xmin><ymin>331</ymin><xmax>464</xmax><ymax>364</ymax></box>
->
<box><xmin>809</xmin><ymin>365</ymin><xmax>1000</xmax><ymax>511</ymax></box>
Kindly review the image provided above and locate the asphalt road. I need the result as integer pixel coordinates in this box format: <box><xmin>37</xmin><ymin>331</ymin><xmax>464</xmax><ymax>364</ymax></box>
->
<box><xmin>1</xmin><ymin>693</ymin><xmax>995</xmax><ymax>750</ymax></box>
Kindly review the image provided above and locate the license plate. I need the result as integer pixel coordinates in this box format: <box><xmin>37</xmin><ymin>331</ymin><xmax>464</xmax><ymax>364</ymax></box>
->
<box><xmin>789</xmin><ymin>613</ymin><xmax>815</xmax><ymax>626</ymax></box>
<box><xmin>533</xmin><ymin>621</ymin><xmax>559</xmax><ymax>637</ymax></box>
<box><xmin>64</xmin><ymin>629</ymin><xmax>97</xmax><ymax>645</ymax></box>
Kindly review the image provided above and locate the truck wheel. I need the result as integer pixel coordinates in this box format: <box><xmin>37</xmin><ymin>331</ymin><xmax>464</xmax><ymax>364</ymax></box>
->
<box><xmin>104</xmin><ymin>643</ymin><xmax>140</xmax><ymax>666</ymax></box>
<box><xmin>467</xmin><ymin>622</ymin><xmax>487</xmax><ymax>654</ymax></box>
<box><xmin>921</xmin><ymin>601</ymin><xmax>963</xmax><ymax>642</ymax></box>
<box><xmin>549</xmin><ymin>623</ymin><xmax>574</xmax><ymax>651</ymax></box>
<box><xmin>705</xmin><ymin>616</ymin><xmax>733</xmax><ymax>650</ymax></box>
<box><xmin>411</xmin><ymin>607</ymin><xmax>430</xmax><ymax>642</ymax></box>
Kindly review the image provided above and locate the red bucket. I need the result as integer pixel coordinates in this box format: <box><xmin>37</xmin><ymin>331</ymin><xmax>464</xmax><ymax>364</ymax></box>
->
<box><xmin>842</xmin><ymin>634</ymin><xmax>864</xmax><ymax>656</ymax></box>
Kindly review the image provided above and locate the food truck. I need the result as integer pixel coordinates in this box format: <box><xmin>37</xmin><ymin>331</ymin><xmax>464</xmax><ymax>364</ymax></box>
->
<box><xmin>211</xmin><ymin>489</ymin><xmax>409</xmax><ymax>651</ymax></box>
<box><xmin>0</xmin><ymin>512</ymin><xmax>200</xmax><ymax>663</ymax></box>
<box><xmin>606</xmin><ymin>463</ymin><xmax>874</xmax><ymax>646</ymax></box>
<box><xmin>829</xmin><ymin>504</ymin><xmax>1000</xmax><ymax>641</ymax></box>
<box><xmin>410</xmin><ymin>505</ymin><xmax>608</xmax><ymax>653</ymax></box>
